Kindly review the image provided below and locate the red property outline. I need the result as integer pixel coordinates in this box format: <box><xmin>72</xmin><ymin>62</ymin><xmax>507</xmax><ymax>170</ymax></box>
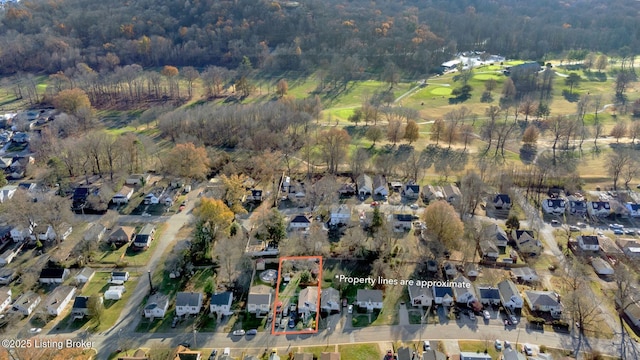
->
<box><xmin>271</xmin><ymin>255</ymin><xmax>323</xmax><ymax>335</ymax></box>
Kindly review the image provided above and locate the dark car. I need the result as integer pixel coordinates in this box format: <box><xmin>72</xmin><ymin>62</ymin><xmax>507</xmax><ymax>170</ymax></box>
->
<box><xmin>179</xmin><ymin>341</ymin><xmax>191</xmax><ymax>348</ymax></box>
<box><xmin>288</xmin><ymin>318</ymin><xmax>296</xmax><ymax>329</ymax></box>
<box><xmin>246</xmin><ymin>329</ymin><xmax>257</xmax><ymax>335</ymax></box>
<box><xmin>209</xmin><ymin>349</ymin><xmax>218</xmax><ymax>360</ymax></box>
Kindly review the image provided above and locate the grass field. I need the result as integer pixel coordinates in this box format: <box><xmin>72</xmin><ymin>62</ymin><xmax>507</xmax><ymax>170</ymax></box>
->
<box><xmin>338</xmin><ymin>344</ymin><xmax>381</xmax><ymax>360</ymax></box>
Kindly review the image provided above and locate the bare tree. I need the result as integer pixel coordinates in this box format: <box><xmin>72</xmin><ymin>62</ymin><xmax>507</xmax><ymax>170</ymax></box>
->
<box><xmin>614</xmin><ymin>263</ymin><xmax>640</xmax><ymax>360</ymax></box>
<box><xmin>607</xmin><ymin>149</ymin><xmax>634</xmax><ymax>190</ymax></box>
<box><xmin>214</xmin><ymin>235</ymin><xmax>245</xmax><ymax>284</ymax></box>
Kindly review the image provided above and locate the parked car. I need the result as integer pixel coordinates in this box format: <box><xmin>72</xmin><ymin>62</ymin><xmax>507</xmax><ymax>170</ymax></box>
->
<box><xmin>410</xmin><ymin>204</ymin><xmax>419</xmax><ymax>209</ymax></box>
<box><xmin>246</xmin><ymin>329</ymin><xmax>257</xmax><ymax>335</ymax></box>
<box><xmin>468</xmin><ymin>312</ymin><xmax>476</xmax><ymax>321</ymax></box>
<box><xmin>29</xmin><ymin>328</ymin><xmax>41</xmax><ymax>334</ymax></box>
<box><xmin>569</xmin><ymin>225</ymin><xmax>580</xmax><ymax>232</ymax></box>
<box><xmin>614</xmin><ymin>229</ymin><xmax>624</xmax><ymax>235</ymax></box>
<box><xmin>577</xmin><ymin>222</ymin><xmax>587</xmax><ymax>228</ymax></box>
<box><xmin>283</xmin><ymin>306</ymin><xmax>289</xmax><ymax>317</ymax></box>
<box><xmin>609</xmin><ymin>223</ymin><xmax>624</xmax><ymax>229</ymax></box>
<box><xmin>504</xmin><ymin>341</ymin><xmax>511</xmax><ymax>348</ymax></box>
<box><xmin>290</xmin><ymin>303</ymin><xmax>297</xmax><ymax>312</ymax></box>
<box><xmin>223</xmin><ymin>348</ymin><xmax>230</xmax><ymax>356</ymax></box>
<box><xmin>522</xmin><ymin>344</ymin><xmax>533</xmax><ymax>356</ymax></box>
<box><xmin>209</xmin><ymin>350</ymin><xmax>218</xmax><ymax>360</ymax></box>
<box><xmin>288</xmin><ymin>318</ymin><xmax>296</xmax><ymax>329</ymax></box>
<box><xmin>347</xmin><ymin>305</ymin><xmax>353</xmax><ymax>314</ymax></box>
<box><xmin>483</xmin><ymin>310</ymin><xmax>491</xmax><ymax>320</ymax></box>
<box><xmin>551</xmin><ymin>219</ymin><xmax>560</xmax><ymax>226</ymax></box>
<box><xmin>180</xmin><ymin>342</ymin><xmax>191</xmax><ymax>348</ymax></box>
<box><xmin>494</xmin><ymin>340</ymin><xmax>502</xmax><ymax>350</ymax></box>
<box><xmin>171</xmin><ymin>317</ymin><xmax>179</xmax><ymax>328</ymax></box>
<box><xmin>423</xmin><ymin>341</ymin><xmax>431</xmax><ymax>351</ymax></box>
<box><xmin>232</xmin><ymin>329</ymin><xmax>246</xmax><ymax>336</ymax></box>
<box><xmin>624</xmin><ymin>229</ymin><xmax>636</xmax><ymax>235</ymax></box>
<box><xmin>509</xmin><ymin>315</ymin><xmax>518</xmax><ymax>324</ymax></box>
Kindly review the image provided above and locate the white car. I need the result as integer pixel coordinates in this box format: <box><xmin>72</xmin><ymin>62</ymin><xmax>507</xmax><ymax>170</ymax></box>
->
<box><xmin>494</xmin><ymin>340</ymin><xmax>502</xmax><ymax>350</ymax></box>
<box><xmin>232</xmin><ymin>329</ymin><xmax>246</xmax><ymax>336</ymax></box>
<box><xmin>29</xmin><ymin>328</ymin><xmax>42</xmax><ymax>334</ymax></box>
<box><xmin>347</xmin><ymin>305</ymin><xmax>353</xmax><ymax>314</ymax></box>
<box><xmin>423</xmin><ymin>341</ymin><xmax>431</xmax><ymax>350</ymax></box>
<box><xmin>610</xmin><ymin>223</ymin><xmax>624</xmax><ymax>229</ymax></box>
<box><xmin>522</xmin><ymin>344</ymin><xmax>533</xmax><ymax>356</ymax></box>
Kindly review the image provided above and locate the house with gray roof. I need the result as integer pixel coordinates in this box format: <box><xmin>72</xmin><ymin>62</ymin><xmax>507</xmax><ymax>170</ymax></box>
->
<box><xmin>498</xmin><ymin>280</ymin><xmax>523</xmax><ymax>311</ymax></box>
<box><xmin>356</xmin><ymin>289</ymin><xmax>383</xmax><ymax>311</ymax></box>
<box><xmin>210</xmin><ymin>292</ymin><xmax>233</xmax><ymax>316</ymax></box>
<box><xmin>175</xmin><ymin>292</ymin><xmax>203</xmax><ymax>316</ymax></box>
<box><xmin>524</xmin><ymin>290</ymin><xmax>562</xmax><ymax>318</ymax></box>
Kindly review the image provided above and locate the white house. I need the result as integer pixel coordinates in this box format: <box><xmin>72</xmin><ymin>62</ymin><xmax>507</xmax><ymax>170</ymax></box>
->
<box><xmin>356</xmin><ymin>289</ymin><xmax>383</xmax><ymax>312</ymax></box>
<box><xmin>44</xmin><ymin>285</ymin><xmax>76</xmax><ymax>316</ymax></box>
<box><xmin>422</xmin><ymin>185</ymin><xmax>445</xmax><ymax>203</ymax></box>
<box><xmin>513</xmin><ymin>230</ymin><xmax>542</xmax><ymax>256</ymax></box>
<box><xmin>329</xmin><ymin>205</ymin><xmax>351</xmax><ymax>226</ymax></box>
<box><xmin>297</xmin><ymin>286</ymin><xmax>319</xmax><ymax>316</ymax></box>
<box><xmin>393</xmin><ymin>214</ymin><xmax>413</xmax><ymax>232</ymax></box>
<box><xmin>125</xmin><ymin>173</ymin><xmax>150</xmax><ymax>185</ymax></box>
<box><xmin>460</xmin><ymin>353</ymin><xmax>492</xmax><ymax>360</ymax></box>
<box><xmin>10</xmin><ymin>225</ymin><xmax>31</xmax><ymax>242</ymax></box>
<box><xmin>289</xmin><ymin>214</ymin><xmax>312</xmax><ymax>231</ymax></box>
<box><xmin>12</xmin><ymin>291</ymin><xmax>41</xmax><ymax>316</ymax></box>
<box><xmin>112</xmin><ymin>185</ymin><xmax>134</xmax><ymax>204</ymax></box>
<box><xmin>0</xmin><ymin>185</ymin><xmax>17</xmax><ymax>203</ymax></box>
<box><xmin>542</xmin><ymin>198</ymin><xmax>566</xmax><ymax>215</ymax></box>
<box><xmin>247</xmin><ymin>285</ymin><xmax>272</xmax><ymax>315</ymax></box>
<box><xmin>210</xmin><ymin>292</ymin><xmax>234</xmax><ymax>316</ymax></box>
<box><xmin>39</xmin><ymin>268</ymin><xmax>70</xmax><ymax>284</ymax></box>
<box><xmin>74</xmin><ymin>268</ymin><xmax>95</xmax><ymax>285</ymax></box>
<box><xmin>83</xmin><ymin>223</ymin><xmax>107</xmax><ymax>242</ymax></box>
<box><xmin>484</xmin><ymin>224</ymin><xmax>508</xmax><ymax>250</ymax></box>
<box><xmin>591</xmin><ymin>257</ymin><xmax>614</xmax><ymax>276</ymax></box>
<box><xmin>175</xmin><ymin>292</ymin><xmax>203</xmax><ymax>316</ymax></box>
<box><xmin>497</xmin><ymin>280</ymin><xmax>523</xmax><ymax>310</ymax></box>
<box><xmin>587</xmin><ymin>201</ymin><xmax>611</xmax><ymax>218</ymax></box>
<box><xmin>524</xmin><ymin>290</ymin><xmax>563</xmax><ymax>318</ymax></box>
<box><xmin>356</xmin><ymin>174</ymin><xmax>373</xmax><ymax>197</ymax></box>
<box><xmin>408</xmin><ymin>284</ymin><xmax>433</xmax><ymax>307</ymax></box>
<box><xmin>510</xmin><ymin>267</ymin><xmax>539</xmax><ymax>282</ymax></box>
<box><xmin>577</xmin><ymin>235</ymin><xmax>600</xmax><ymax>252</ymax></box>
<box><xmin>493</xmin><ymin>194</ymin><xmax>512</xmax><ymax>210</ymax></box>
<box><xmin>104</xmin><ymin>286</ymin><xmax>126</xmax><ymax>300</ymax></box>
<box><xmin>0</xmin><ymin>246</ymin><xmax>20</xmax><ymax>266</ymax></box>
<box><xmin>320</xmin><ymin>287</ymin><xmax>340</xmax><ymax>314</ymax></box>
<box><xmin>0</xmin><ymin>287</ymin><xmax>12</xmax><ymax>313</ymax></box>
<box><xmin>133</xmin><ymin>224</ymin><xmax>155</xmax><ymax>249</ymax></box>
<box><xmin>144</xmin><ymin>293</ymin><xmax>169</xmax><ymax>319</ymax></box>
<box><xmin>403</xmin><ymin>183</ymin><xmax>420</xmax><ymax>199</ymax></box>
<box><xmin>443</xmin><ymin>262</ymin><xmax>457</xmax><ymax>277</ymax></box>
<box><xmin>110</xmin><ymin>271</ymin><xmax>129</xmax><ymax>284</ymax></box>
<box><xmin>373</xmin><ymin>175</ymin><xmax>388</xmax><ymax>196</ymax></box>
<box><xmin>625</xmin><ymin>203</ymin><xmax>640</xmax><ymax>218</ymax></box>
<box><xmin>33</xmin><ymin>224</ymin><xmax>72</xmax><ymax>242</ymax></box>
<box><xmin>452</xmin><ymin>276</ymin><xmax>476</xmax><ymax>306</ymax></box>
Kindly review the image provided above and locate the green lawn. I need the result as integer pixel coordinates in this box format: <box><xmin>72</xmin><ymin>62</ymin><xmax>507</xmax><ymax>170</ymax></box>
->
<box><xmin>338</xmin><ymin>344</ymin><xmax>381</xmax><ymax>360</ymax></box>
<box><xmin>458</xmin><ymin>340</ymin><xmax>500</xmax><ymax>359</ymax></box>
<box><xmin>96</xmin><ymin>223</ymin><xmax>167</xmax><ymax>266</ymax></box>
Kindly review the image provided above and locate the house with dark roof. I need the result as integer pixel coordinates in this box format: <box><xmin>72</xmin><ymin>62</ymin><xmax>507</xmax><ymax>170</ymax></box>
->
<box><xmin>39</xmin><ymin>268</ymin><xmax>70</xmax><ymax>284</ymax></box>
<box><xmin>408</xmin><ymin>284</ymin><xmax>433</xmax><ymax>307</ymax></box>
<box><xmin>320</xmin><ymin>287</ymin><xmax>340</xmax><ymax>314</ymax></box>
<box><xmin>567</xmin><ymin>197</ymin><xmax>587</xmax><ymax>216</ymax></box>
<box><xmin>175</xmin><ymin>292</ymin><xmax>203</xmax><ymax>316</ymax></box>
<box><xmin>493</xmin><ymin>194</ymin><xmax>512</xmax><ymax>210</ymax></box>
<box><xmin>110</xmin><ymin>271</ymin><xmax>130</xmax><ymax>284</ymax></box>
<box><xmin>422</xmin><ymin>349</ymin><xmax>446</xmax><ymax>360</ymax></box>
<box><xmin>498</xmin><ymin>280</ymin><xmax>523</xmax><ymax>311</ymax></box>
<box><xmin>476</xmin><ymin>286</ymin><xmax>501</xmax><ymax>306</ymax></box>
<box><xmin>356</xmin><ymin>289</ymin><xmax>383</xmax><ymax>311</ymax></box>
<box><xmin>577</xmin><ymin>235</ymin><xmax>600</xmax><ymax>252</ymax></box>
<box><xmin>289</xmin><ymin>214</ymin><xmax>312</xmax><ymax>231</ymax></box>
<box><xmin>176</xmin><ymin>348</ymin><xmax>202</xmax><ymax>360</ymax></box>
<box><xmin>626</xmin><ymin>203</ymin><xmax>640</xmax><ymax>218</ymax></box>
<box><xmin>246</xmin><ymin>189</ymin><xmax>263</xmax><ymax>202</ymax></box>
<box><xmin>513</xmin><ymin>230</ymin><xmax>542</xmax><ymax>256</ymax></box>
<box><xmin>524</xmin><ymin>290</ymin><xmax>562</xmax><ymax>318</ymax></box>
<box><xmin>72</xmin><ymin>295</ymin><xmax>99</xmax><ymax>319</ymax></box>
<box><xmin>432</xmin><ymin>285</ymin><xmax>454</xmax><ymax>306</ymax></box>
<box><xmin>338</xmin><ymin>182</ymin><xmax>356</xmax><ymax>197</ymax></box>
<box><xmin>210</xmin><ymin>292</ymin><xmax>233</xmax><ymax>316</ymax></box>
<box><xmin>393</xmin><ymin>214</ymin><xmax>413</xmax><ymax>232</ymax></box>
<box><xmin>144</xmin><ymin>293</ymin><xmax>169</xmax><ymax>319</ymax></box>
<box><xmin>133</xmin><ymin>224</ymin><xmax>155</xmax><ymax>249</ymax></box>
<box><xmin>542</xmin><ymin>198</ymin><xmax>566</xmax><ymax>215</ymax></box>
<box><xmin>396</xmin><ymin>347</ymin><xmax>412</xmax><ymax>360</ymax></box>
<box><xmin>44</xmin><ymin>285</ymin><xmax>76</xmax><ymax>316</ymax></box>
<box><xmin>588</xmin><ymin>201</ymin><xmax>611</xmax><ymax>218</ymax></box>
<box><xmin>403</xmin><ymin>183</ymin><xmax>420</xmax><ymax>199</ymax></box>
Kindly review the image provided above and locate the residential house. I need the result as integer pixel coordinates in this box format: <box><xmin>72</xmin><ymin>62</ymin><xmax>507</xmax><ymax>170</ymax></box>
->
<box><xmin>144</xmin><ymin>188</ymin><xmax>164</xmax><ymax>205</ymax></box>
<box><xmin>0</xmin><ymin>185</ymin><xmax>17</xmax><ymax>203</ymax></box>
<box><xmin>403</xmin><ymin>183</ymin><xmax>420</xmax><ymax>199</ymax></box>
<box><xmin>104</xmin><ymin>286</ymin><xmax>126</xmax><ymax>300</ymax></box>
<box><xmin>12</xmin><ymin>132</ymin><xmax>29</xmax><ymax>143</ymax></box>
<box><xmin>452</xmin><ymin>276</ymin><xmax>476</xmax><ymax>306</ymax></box>
<box><xmin>13</xmin><ymin>291</ymin><xmax>41</xmax><ymax>316</ymax></box>
<box><xmin>422</xmin><ymin>185</ymin><xmax>445</xmax><ymax>203</ymax></box>
<box><xmin>297</xmin><ymin>286</ymin><xmax>319</xmax><ymax>316</ymax></box>
<box><xmin>0</xmin><ymin>157</ymin><xmax>12</xmax><ymax>170</ymax></box>
<box><xmin>408</xmin><ymin>284</ymin><xmax>433</xmax><ymax>307</ymax></box>
<box><xmin>39</xmin><ymin>268</ymin><xmax>70</xmax><ymax>284</ymax></box>
<box><xmin>72</xmin><ymin>295</ymin><xmax>100</xmax><ymax>319</ymax></box>
<box><xmin>577</xmin><ymin>235</ymin><xmax>600</xmax><ymax>252</ymax></box>
<box><xmin>422</xmin><ymin>349</ymin><xmax>446</xmax><ymax>360</ymax></box>
<box><xmin>18</xmin><ymin>182</ymin><xmax>37</xmax><ymax>192</ymax></box>
<box><xmin>442</xmin><ymin>184</ymin><xmax>461</xmax><ymax>205</ymax></box>
<box><xmin>460</xmin><ymin>353</ymin><xmax>492</xmax><ymax>360</ymax></box>
<box><xmin>72</xmin><ymin>187</ymin><xmax>91</xmax><ymax>211</ymax></box>
<box><xmin>567</xmin><ymin>197</ymin><xmax>588</xmax><ymax>216</ymax></box>
<box><xmin>108</xmin><ymin>226</ymin><xmax>136</xmax><ymax>247</ymax></box>
<box><xmin>289</xmin><ymin>214</ymin><xmax>312</xmax><ymax>231</ymax></box>
<box><xmin>356</xmin><ymin>289</ymin><xmax>383</xmax><ymax>312</ymax></box>
<box><xmin>112</xmin><ymin>185</ymin><xmax>135</xmax><ymax>205</ymax></box>
<box><xmin>110</xmin><ymin>271</ymin><xmax>130</xmax><ymax>284</ymax></box>
<box><xmin>44</xmin><ymin>285</ymin><xmax>76</xmax><ymax>316</ymax></box>
<box><xmin>125</xmin><ymin>174</ymin><xmax>150</xmax><ymax>185</ymax></box>
<box><xmin>175</xmin><ymin>292</ymin><xmax>203</xmax><ymax>316</ymax></box>
<box><xmin>433</xmin><ymin>285</ymin><xmax>454</xmax><ymax>306</ymax></box>
<box><xmin>8</xmin><ymin>156</ymin><xmax>33</xmax><ymax>180</ymax></box>
<box><xmin>0</xmin><ymin>226</ymin><xmax>10</xmax><ymax>244</ymax></box>
<box><xmin>464</xmin><ymin>263</ymin><xmax>479</xmax><ymax>278</ymax></box>
<box><xmin>502</xmin><ymin>348</ymin><xmax>526</xmax><ymax>360</ymax></box>
<box><xmin>247</xmin><ymin>285</ymin><xmax>272</xmax><ymax>315</ymax></box>
<box><xmin>329</xmin><ymin>205</ymin><xmax>351</xmax><ymax>226</ymax></box>
<box><xmin>443</xmin><ymin>262</ymin><xmax>457</xmax><ymax>277</ymax></box>
<box><xmin>246</xmin><ymin>189</ymin><xmax>263</xmax><ymax>202</ymax></box>
<box><xmin>620</xmin><ymin>294</ymin><xmax>640</xmax><ymax>329</ymax></box>
<box><xmin>513</xmin><ymin>230</ymin><xmax>542</xmax><ymax>256</ymax></box>
<box><xmin>176</xmin><ymin>349</ymin><xmax>202</xmax><ymax>360</ymax></box>
<box><xmin>320</xmin><ymin>353</ymin><xmax>340</xmax><ymax>360</ymax></box>
<box><xmin>588</xmin><ymin>201</ymin><xmax>611</xmax><ymax>218</ymax></box>
<box><xmin>372</xmin><ymin>175</ymin><xmax>389</xmax><ymax>197</ymax></box>
<box><xmin>626</xmin><ymin>203</ymin><xmax>640</xmax><ymax>218</ymax></box>
<box><xmin>479</xmin><ymin>240</ymin><xmax>499</xmax><ymax>261</ymax></box>
<box><xmin>0</xmin><ymin>269</ymin><xmax>15</xmax><ymax>285</ymax></box>
<box><xmin>144</xmin><ymin>293</ymin><xmax>169</xmax><ymax>319</ymax></box>
<box><xmin>477</xmin><ymin>286</ymin><xmax>501</xmax><ymax>306</ymax></box>
<box><xmin>210</xmin><ymin>292</ymin><xmax>234</xmax><ymax>316</ymax></box>
<box><xmin>393</xmin><ymin>214</ymin><xmax>413</xmax><ymax>232</ymax></box>
<box><xmin>591</xmin><ymin>257</ymin><xmax>614</xmax><ymax>276</ymax></box>
<box><xmin>524</xmin><ymin>290</ymin><xmax>563</xmax><ymax>318</ymax></box>
<box><xmin>83</xmin><ymin>223</ymin><xmax>107</xmax><ymax>242</ymax></box>
<box><xmin>33</xmin><ymin>224</ymin><xmax>72</xmax><ymax>242</ymax></box>
<box><xmin>10</xmin><ymin>225</ymin><xmax>31</xmax><ymax>242</ymax></box>
<box><xmin>0</xmin><ymin>287</ymin><xmax>12</xmax><ymax>313</ymax></box>
<box><xmin>396</xmin><ymin>347</ymin><xmax>412</xmax><ymax>360</ymax></box>
<box><xmin>74</xmin><ymin>268</ymin><xmax>95</xmax><ymax>285</ymax></box>
<box><xmin>498</xmin><ymin>280</ymin><xmax>523</xmax><ymax>311</ymax></box>
<box><xmin>320</xmin><ymin>287</ymin><xmax>340</xmax><ymax>314</ymax></box>
<box><xmin>484</xmin><ymin>224</ymin><xmax>508</xmax><ymax>251</ymax></box>
<box><xmin>493</xmin><ymin>194</ymin><xmax>512</xmax><ymax>210</ymax></box>
<box><xmin>624</xmin><ymin>245</ymin><xmax>640</xmax><ymax>259</ymax></box>
<box><xmin>0</xmin><ymin>244</ymin><xmax>22</xmax><ymax>266</ymax></box>
<box><xmin>338</xmin><ymin>183</ymin><xmax>356</xmax><ymax>197</ymax></box>
<box><xmin>511</xmin><ymin>267</ymin><xmax>539</xmax><ymax>282</ymax></box>
<box><xmin>542</xmin><ymin>198</ymin><xmax>566</xmax><ymax>215</ymax></box>
<box><xmin>133</xmin><ymin>224</ymin><xmax>155</xmax><ymax>249</ymax></box>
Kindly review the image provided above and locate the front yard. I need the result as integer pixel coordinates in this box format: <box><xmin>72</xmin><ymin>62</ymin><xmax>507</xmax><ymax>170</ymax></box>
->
<box><xmin>95</xmin><ymin>223</ymin><xmax>167</xmax><ymax>266</ymax></box>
